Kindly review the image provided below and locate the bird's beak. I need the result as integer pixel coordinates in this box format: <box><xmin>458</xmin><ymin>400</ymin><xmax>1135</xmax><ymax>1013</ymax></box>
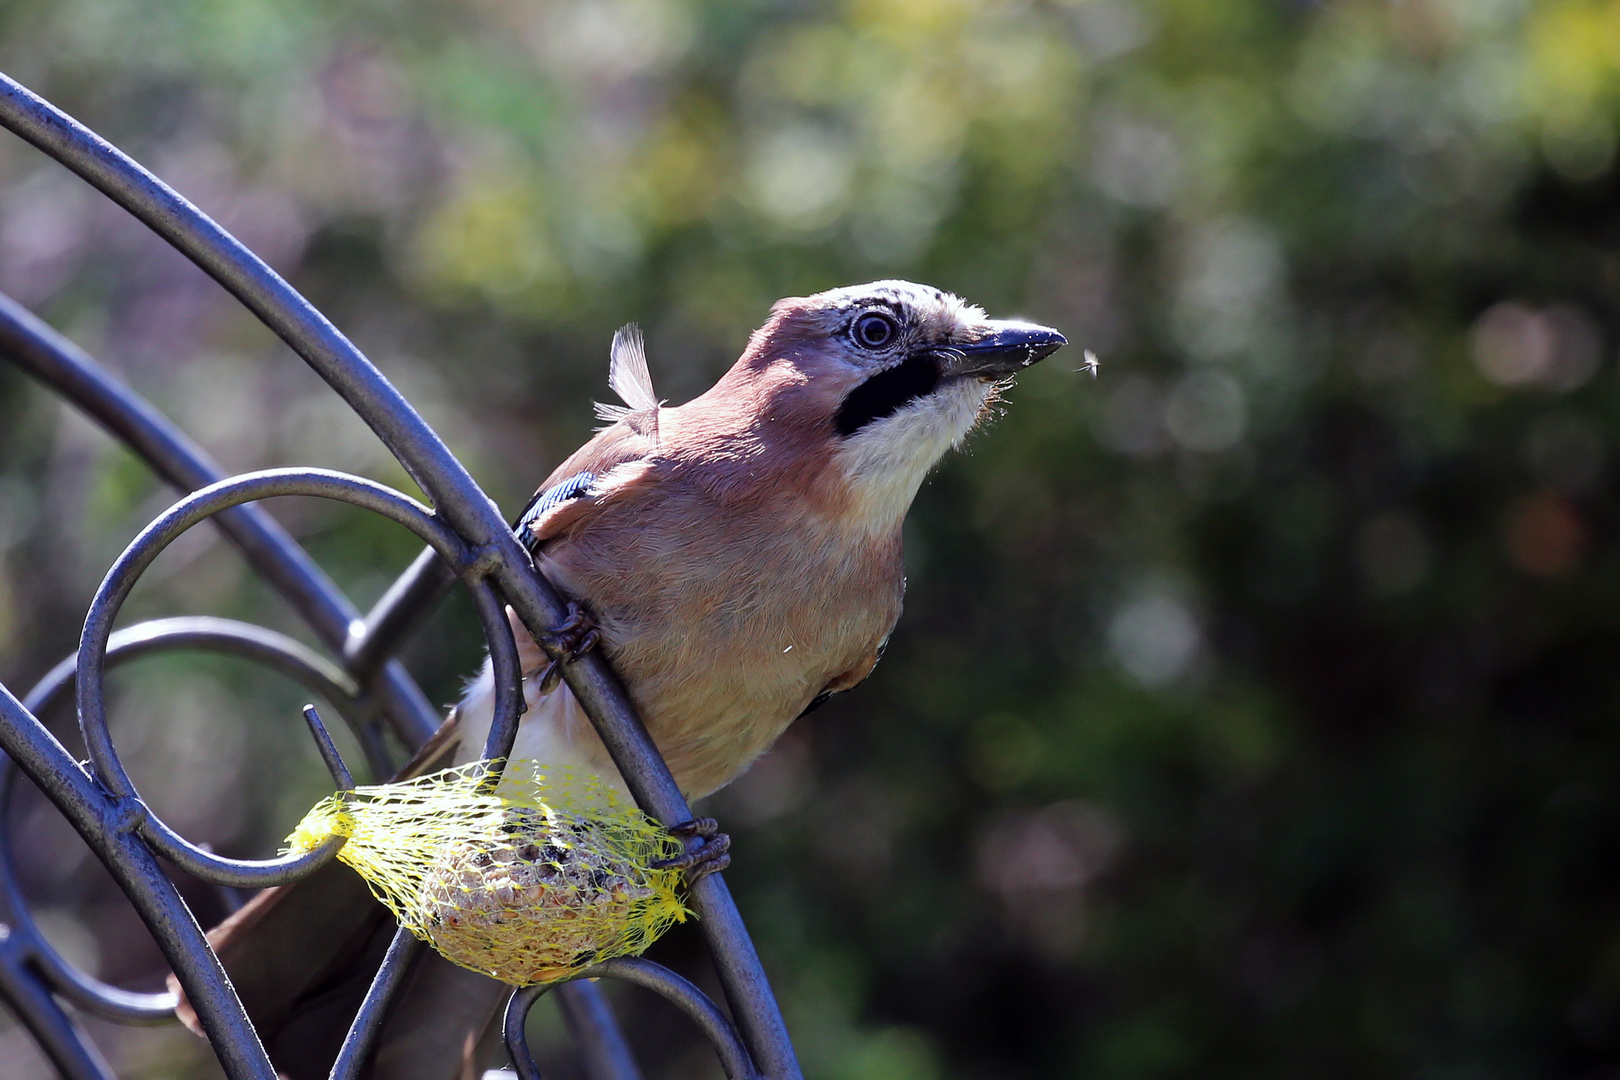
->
<box><xmin>946</xmin><ymin>320</ymin><xmax>1068</xmax><ymax>378</ymax></box>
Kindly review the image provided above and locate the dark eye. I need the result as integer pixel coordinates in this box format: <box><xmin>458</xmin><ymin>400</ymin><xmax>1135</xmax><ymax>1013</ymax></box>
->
<box><xmin>852</xmin><ymin>312</ymin><xmax>899</xmax><ymax>350</ymax></box>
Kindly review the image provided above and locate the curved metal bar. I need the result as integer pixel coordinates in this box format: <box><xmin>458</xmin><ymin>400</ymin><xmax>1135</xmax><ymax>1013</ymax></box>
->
<box><xmin>0</xmin><ymin>616</ymin><xmax>378</xmax><ymax>1017</ymax></box>
<box><xmin>0</xmin><ymin>71</ymin><xmax>516</xmax><ymax>552</ymax></box>
<box><xmin>5</xmin><ymin>616</ymin><xmax>375</xmax><ymax>1023</ymax></box>
<box><xmin>505</xmin><ymin>983</ymin><xmax>554</xmax><ymax>1080</ymax></box>
<box><xmin>16</xmin><ymin>937</ymin><xmax>173</xmax><ymax>1028</ymax></box>
<box><xmin>142</xmin><ymin>823</ymin><xmax>346</xmax><ymax>892</ymax></box>
<box><xmin>0</xmin><ymin>290</ymin><xmax>439</xmax><ymax>752</ymax></box>
<box><xmin>0</xmin><ymin>948</ymin><xmax>119</xmax><ymax>1080</ymax></box>
<box><xmin>590</xmin><ymin>959</ymin><xmax>756</xmax><ymax>1080</ymax></box>
<box><xmin>505</xmin><ymin>959</ymin><xmax>756</xmax><ymax>1080</ymax></box>
<box><xmin>0</xmin><ymin>753</ymin><xmax>177</xmax><ymax>1026</ymax></box>
<box><xmin>0</xmin><ymin>75</ymin><xmax>455</xmax><ymax>501</ymax></box>
<box><xmin>26</xmin><ymin>615</ymin><xmax>389</xmax><ymax>781</ymax></box>
<box><xmin>75</xmin><ymin>468</ymin><xmax>465</xmax><ymax>796</ymax></box>
<box><xmin>0</xmin><ymin>71</ymin><xmax>800</xmax><ymax>1078</ymax></box>
<box><xmin>471</xmin><ymin>572</ymin><xmax>525</xmax><ymax>767</ymax></box>
<box><xmin>73</xmin><ymin>470</ymin><xmax>466</xmax><ymax>888</ymax></box>
<box><xmin>23</xmin><ymin>616</ymin><xmax>380</xmax><ymax>773</ymax></box>
<box><xmin>28</xmin><ymin>616</ymin><xmax>360</xmax><ymax>716</ymax></box>
<box><xmin>0</xmin><ymin>682</ymin><xmax>278</xmax><ymax>1080</ymax></box>
<box><xmin>13</xmin><ymin>939</ymin><xmax>174</xmax><ymax>1028</ymax></box>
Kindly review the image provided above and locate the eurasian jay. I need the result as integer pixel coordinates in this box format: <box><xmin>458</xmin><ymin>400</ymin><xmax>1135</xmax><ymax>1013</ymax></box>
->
<box><xmin>179</xmin><ymin>280</ymin><xmax>1066</xmax><ymax>1078</ymax></box>
<box><xmin>458</xmin><ymin>279</ymin><xmax>1066</xmax><ymax>799</ymax></box>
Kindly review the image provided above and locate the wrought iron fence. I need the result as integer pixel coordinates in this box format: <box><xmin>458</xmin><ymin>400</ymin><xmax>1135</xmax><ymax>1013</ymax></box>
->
<box><xmin>0</xmin><ymin>70</ymin><xmax>797</xmax><ymax>1080</ymax></box>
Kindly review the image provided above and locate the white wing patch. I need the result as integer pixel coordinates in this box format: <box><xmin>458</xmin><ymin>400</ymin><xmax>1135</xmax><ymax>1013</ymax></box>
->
<box><xmin>594</xmin><ymin>323</ymin><xmax>661</xmax><ymax>440</ymax></box>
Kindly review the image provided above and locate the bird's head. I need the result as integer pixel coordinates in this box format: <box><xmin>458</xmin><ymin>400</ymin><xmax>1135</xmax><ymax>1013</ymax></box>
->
<box><xmin>704</xmin><ymin>280</ymin><xmax>1067</xmax><ymax>531</ymax></box>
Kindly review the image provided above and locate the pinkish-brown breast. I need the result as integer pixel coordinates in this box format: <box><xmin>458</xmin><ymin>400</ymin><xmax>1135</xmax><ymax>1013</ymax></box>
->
<box><xmin>543</xmin><ymin>489</ymin><xmax>901</xmax><ymax>796</ymax></box>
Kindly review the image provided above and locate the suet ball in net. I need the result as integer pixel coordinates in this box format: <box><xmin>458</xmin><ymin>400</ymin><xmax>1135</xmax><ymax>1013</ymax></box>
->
<box><xmin>285</xmin><ymin>760</ymin><xmax>687</xmax><ymax>985</ymax></box>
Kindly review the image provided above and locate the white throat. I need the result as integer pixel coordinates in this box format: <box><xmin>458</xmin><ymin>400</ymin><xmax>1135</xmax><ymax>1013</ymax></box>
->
<box><xmin>832</xmin><ymin>377</ymin><xmax>989</xmax><ymax>534</ymax></box>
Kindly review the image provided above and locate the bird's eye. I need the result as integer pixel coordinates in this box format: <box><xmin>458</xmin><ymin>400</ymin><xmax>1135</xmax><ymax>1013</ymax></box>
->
<box><xmin>852</xmin><ymin>312</ymin><xmax>899</xmax><ymax>350</ymax></box>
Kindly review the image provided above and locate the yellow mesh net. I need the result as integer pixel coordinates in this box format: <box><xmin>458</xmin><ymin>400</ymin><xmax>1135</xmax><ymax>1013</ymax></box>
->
<box><xmin>284</xmin><ymin>760</ymin><xmax>688</xmax><ymax>985</ymax></box>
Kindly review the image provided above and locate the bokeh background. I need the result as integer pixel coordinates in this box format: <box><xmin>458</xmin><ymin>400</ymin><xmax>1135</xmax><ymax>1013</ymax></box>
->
<box><xmin>1</xmin><ymin>0</ymin><xmax>1619</xmax><ymax>1076</ymax></box>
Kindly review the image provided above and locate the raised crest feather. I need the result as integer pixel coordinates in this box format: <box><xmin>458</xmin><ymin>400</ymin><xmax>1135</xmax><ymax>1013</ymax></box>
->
<box><xmin>594</xmin><ymin>323</ymin><xmax>661</xmax><ymax>440</ymax></box>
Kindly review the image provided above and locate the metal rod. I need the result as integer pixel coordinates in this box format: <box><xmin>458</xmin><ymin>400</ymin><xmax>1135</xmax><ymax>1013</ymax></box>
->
<box><xmin>505</xmin><ymin>983</ymin><xmax>552</xmax><ymax>1080</ymax></box>
<box><xmin>74</xmin><ymin>468</ymin><xmax>466</xmax><ymax>801</ymax></box>
<box><xmin>507</xmin><ymin>959</ymin><xmax>756</xmax><ymax>1080</ymax></box>
<box><xmin>0</xmin><ymin>71</ymin><xmax>490</xmax><ymax>523</ymax></box>
<box><xmin>556</xmin><ymin>982</ymin><xmax>643</xmax><ymax>1080</ymax></box>
<box><xmin>303</xmin><ymin>705</ymin><xmax>356</xmax><ymax>791</ymax></box>
<box><xmin>589</xmin><ymin>959</ymin><xmax>756</xmax><ymax>1080</ymax></box>
<box><xmin>0</xmin><ymin>70</ymin><xmax>798</xmax><ymax>1077</ymax></box>
<box><xmin>0</xmin><ymin>948</ymin><xmax>120</xmax><ymax>1080</ymax></box>
<box><xmin>0</xmin><ymin>289</ymin><xmax>439</xmax><ymax>752</ymax></box>
<box><xmin>0</xmin><ymin>682</ymin><xmax>278</xmax><ymax>1080</ymax></box>
<box><xmin>71</xmin><ymin>471</ymin><xmax>465</xmax><ymax>889</ymax></box>
<box><xmin>0</xmin><ymin>753</ymin><xmax>175</xmax><ymax>1026</ymax></box>
<box><xmin>328</xmin><ymin>927</ymin><xmax>422</xmax><ymax>1080</ymax></box>
<box><xmin>24</xmin><ymin>616</ymin><xmax>388</xmax><ymax>780</ymax></box>
<box><xmin>141</xmin><ymin>819</ymin><xmax>347</xmax><ymax>890</ymax></box>
<box><xmin>344</xmin><ymin>546</ymin><xmax>457</xmax><ymax>683</ymax></box>
<box><xmin>29</xmin><ymin>618</ymin><xmax>360</xmax><ymax>714</ymax></box>
<box><xmin>471</xmin><ymin>573</ymin><xmax>525</xmax><ymax>766</ymax></box>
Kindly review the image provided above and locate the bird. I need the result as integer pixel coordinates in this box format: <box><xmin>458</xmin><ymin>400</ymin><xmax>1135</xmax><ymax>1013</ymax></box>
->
<box><xmin>176</xmin><ymin>280</ymin><xmax>1067</xmax><ymax>1078</ymax></box>
<box><xmin>457</xmin><ymin>281</ymin><xmax>1066</xmax><ymax>803</ymax></box>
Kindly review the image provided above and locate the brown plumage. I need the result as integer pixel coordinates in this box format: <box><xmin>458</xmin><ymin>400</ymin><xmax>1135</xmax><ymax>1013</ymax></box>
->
<box><xmin>177</xmin><ymin>280</ymin><xmax>1067</xmax><ymax>1079</ymax></box>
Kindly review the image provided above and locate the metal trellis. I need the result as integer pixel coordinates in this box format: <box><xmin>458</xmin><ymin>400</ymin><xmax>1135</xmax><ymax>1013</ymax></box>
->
<box><xmin>0</xmin><ymin>70</ymin><xmax>797</xmax><ymax>1080</ymax></box>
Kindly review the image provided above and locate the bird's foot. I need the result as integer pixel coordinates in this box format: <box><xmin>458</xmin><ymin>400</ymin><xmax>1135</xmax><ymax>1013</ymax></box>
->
<box><xmin>542</xmin><ymin>601</ymin><xmax>600</xmax><ymax>660</ymax></box>
<box><xmin>537</xmin><ymin>602</ymin><xmax>600</xmax><ymax>692</ymax></box>
<box><xmin>652</xmin><ymin>818</ymin><xmax>732</xmax><ymax>883</ymax></box>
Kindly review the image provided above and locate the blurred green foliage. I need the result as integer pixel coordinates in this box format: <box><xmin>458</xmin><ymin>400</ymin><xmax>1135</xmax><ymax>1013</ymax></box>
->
<box><xmin>3</xmin><ymin>0</ymin><xmax>1620</xmax><ymax>1076</ymax></box>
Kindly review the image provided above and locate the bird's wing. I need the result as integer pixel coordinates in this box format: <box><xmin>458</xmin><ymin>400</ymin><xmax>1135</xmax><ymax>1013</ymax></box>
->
<box><xmin>798</xmin><ymin>633</ymin><xmax>891</xmax><ymax>718</ymax></box>
<box><xmin>512</xmin><ymin>421</ymin><xmax>660</xmax><ymax>549</ymax></box>
<box><xmin>513</xmin><ymin>469</ymin><xmax>596</xmax><ymax>548</ymax></box>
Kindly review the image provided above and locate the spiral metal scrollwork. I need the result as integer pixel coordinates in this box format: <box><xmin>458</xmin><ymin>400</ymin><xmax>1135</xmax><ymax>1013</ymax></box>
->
<box><xmin>0</xmin><ymin>69</ymin><xmax>787</xmax><ymax>1080</ymax></box>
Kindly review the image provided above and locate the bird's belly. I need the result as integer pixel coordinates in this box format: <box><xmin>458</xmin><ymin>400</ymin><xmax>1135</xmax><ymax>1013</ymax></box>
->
<box><xmin>543</xmin><ymin>522</ymin><xmax>902</xmax><ymax>797</ymax></box>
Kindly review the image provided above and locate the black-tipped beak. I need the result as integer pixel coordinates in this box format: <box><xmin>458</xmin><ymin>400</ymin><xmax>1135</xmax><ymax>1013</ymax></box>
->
<box><xmin>949</xmin><ymin>320</ymin><xmax>1068</xmax><ymax>378</ymax></box>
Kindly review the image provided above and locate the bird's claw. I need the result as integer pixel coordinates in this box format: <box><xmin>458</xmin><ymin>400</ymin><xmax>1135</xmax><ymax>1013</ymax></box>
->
<box><xmin>537</xmin><ymin>602</ymin><xmax>599</xmax><ymax>691</ymax></box>
<box><xmin>652</xmin><ymin>818</ymin><xmax>731</xmax><ymax>883</ymax></box>
<box><xmin>540</xmin><ymin>601</ymin><xmax>599</xmax><ymax>661</ymax></box>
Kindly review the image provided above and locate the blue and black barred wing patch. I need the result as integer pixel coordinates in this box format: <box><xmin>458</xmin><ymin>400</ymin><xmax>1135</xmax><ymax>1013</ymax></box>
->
<box><xmin>513</xmin><ymin>470</ymin><xmax>595</xmax><ymax>551</ymax></box>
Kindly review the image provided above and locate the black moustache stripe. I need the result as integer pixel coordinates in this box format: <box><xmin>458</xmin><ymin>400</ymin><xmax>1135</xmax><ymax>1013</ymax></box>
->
<box><xmin>834</xmin><ymin>354</ymin><xmax>942</xmax><ymax>436</ymax></box>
